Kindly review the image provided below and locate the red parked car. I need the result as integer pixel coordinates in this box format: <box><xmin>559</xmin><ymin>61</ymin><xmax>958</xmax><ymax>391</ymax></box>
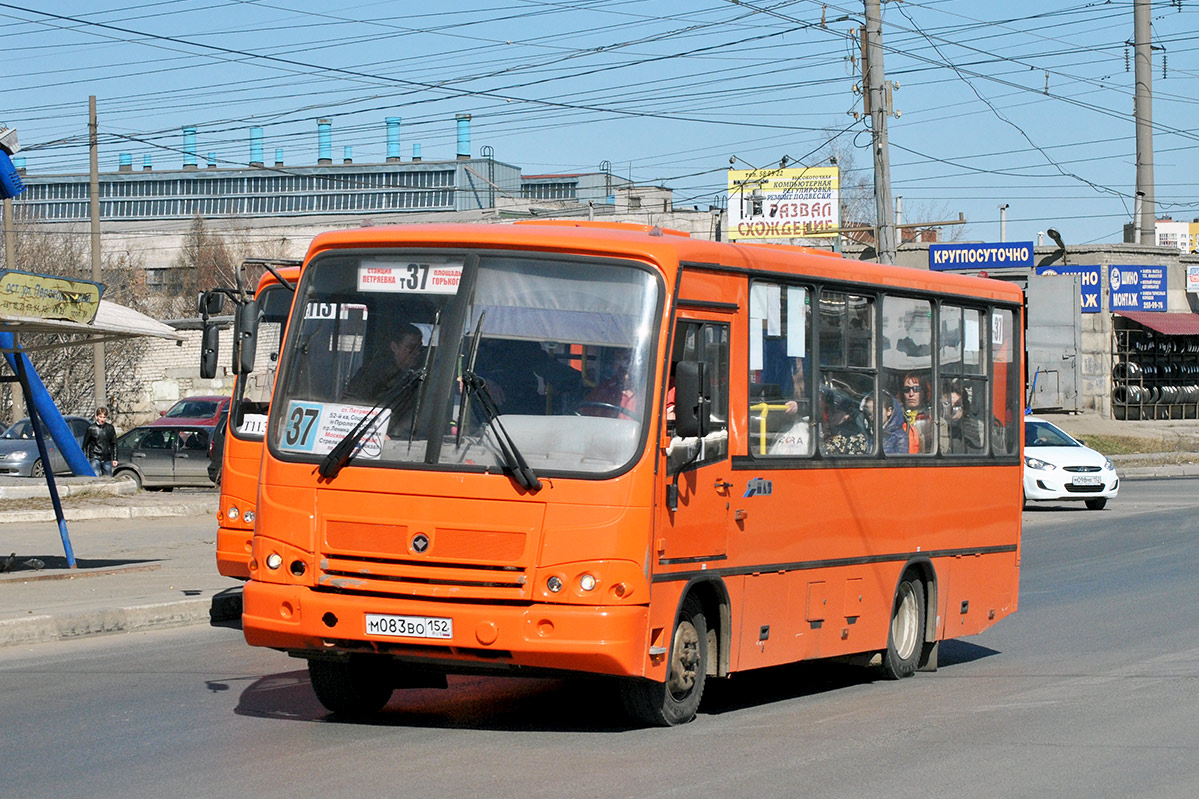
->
<box><xmin>149</xmin><ymin>395</ymin><xmax>230</xmax><ymax>427</ymax></box>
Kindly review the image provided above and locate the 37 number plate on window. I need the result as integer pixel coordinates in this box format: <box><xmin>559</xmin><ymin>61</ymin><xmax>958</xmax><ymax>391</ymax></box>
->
<box><xmin>365</xmin><ymin>613</ymin><xmax>452</xmax><ymax>640</ymax></box>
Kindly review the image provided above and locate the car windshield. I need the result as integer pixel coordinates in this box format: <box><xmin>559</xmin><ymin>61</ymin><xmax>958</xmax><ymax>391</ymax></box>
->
<box><xmin>165</xmin><ymin>401</ymin><xmax>219</xmax><ymax>419</ymax></box>
<box><xmin>1025</xmin><ymin>420</ymin><xmax>1079</xmax><ymax>447</ymax></box>
<box><xmin>1</xmin><ymin>419</ymin><xmax>35</xmax><ymax>439</ymax></box>
<box><xmin>271</xmin><ymin>250</ymin><xmax>660</xmax><ymax>477</ymax></box>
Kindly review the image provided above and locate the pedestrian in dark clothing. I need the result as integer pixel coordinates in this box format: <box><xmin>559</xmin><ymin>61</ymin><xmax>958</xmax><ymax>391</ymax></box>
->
<box><xmin>82</xmin><ymin>406</ymin><xmax>117</xmax><ymax>477</ymax></box>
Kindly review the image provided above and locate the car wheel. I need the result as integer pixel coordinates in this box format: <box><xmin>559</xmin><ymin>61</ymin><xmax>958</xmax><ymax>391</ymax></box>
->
<box><xmin>1085</xmin><ymin>497</ymin><xmax>1107</xmax><ymax>510</ymax></box>
<box><xmin>116</xmin><ymin>469</ymin><xmax>142</xmax><ymax>490</ymax></box>
<box><xmin>881</xmin><ymin>574</ymin><xmax>925</xmax><ymax>680</ymax></box>
<box><xmin>30</xmin><ymin>459</ymin><xmax>44</xmax><ymax>479</ymax></box>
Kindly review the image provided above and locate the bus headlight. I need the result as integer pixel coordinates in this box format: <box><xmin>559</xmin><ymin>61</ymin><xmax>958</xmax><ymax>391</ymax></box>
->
<box><xmin>226</xmin><ymin>506</ymin><xmax>240</xmax><ymax>520</ymax></box>
<box><xmin>265</xmin><ymin>552</ymin><xmax>283</xmax><ymax>570</ymax></box>
<box><xmin>578</xmin><ymin>573</ymin><xmax>597</xmax><ymax>592</ymax></box>
<box><xmin>546</xmin><ymin>576</ymin><xmax>563</xmax><ymax>593</ymax></box>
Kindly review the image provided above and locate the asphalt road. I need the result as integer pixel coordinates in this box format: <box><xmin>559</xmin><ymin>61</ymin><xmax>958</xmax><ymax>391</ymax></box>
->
<box><xmin>1</xmin><ymin>478</ymin><xmax>1196</xmax><ymax>799</ymax></box>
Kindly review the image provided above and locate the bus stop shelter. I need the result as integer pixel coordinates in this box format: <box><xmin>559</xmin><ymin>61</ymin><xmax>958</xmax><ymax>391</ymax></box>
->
<box><xmin>0</xmin><ymin>289</ymin><xmax>182</xmax><ymax>568</ymax></box>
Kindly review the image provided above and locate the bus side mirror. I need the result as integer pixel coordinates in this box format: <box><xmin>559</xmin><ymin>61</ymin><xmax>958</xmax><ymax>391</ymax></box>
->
<box><xmin>674</xmin><ymin>360</ymin><xmax>710</xmax><ymax>439</ymax></box>
<box><xmin>234</xmin><ymin>300</ymin><xmax>259</xmax><ymax>375</ymax></box>
<box><xmin>197</xmin><ymin>290</ymin><xmax>224</xmax><ymax>316</ymax></box>
<box><xmin>199</xmin><ymin>323</ymin><xmax>220</xmax><ymax>379</ymax></box>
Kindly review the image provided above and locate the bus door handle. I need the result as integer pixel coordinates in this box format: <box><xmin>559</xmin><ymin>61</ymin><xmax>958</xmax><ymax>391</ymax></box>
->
<box><xmin>714</xmin><ymin>479</ymin><xmax>733</xmax><ymax>492</ymax></box>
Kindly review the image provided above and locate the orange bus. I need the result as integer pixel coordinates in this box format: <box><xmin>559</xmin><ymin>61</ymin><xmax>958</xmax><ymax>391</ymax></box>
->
<box><xmin>203</xmin><ymin>265</ymin><xmax>299</xmax><ymax>579</ymax></box>
<box><xmin>241</xmin><ymin>222</ymin><xmax>1023</xmax><ymax>726</ymax></box>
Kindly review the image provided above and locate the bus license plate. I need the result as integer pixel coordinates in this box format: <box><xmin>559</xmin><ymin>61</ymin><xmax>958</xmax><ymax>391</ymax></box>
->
<box><xmin>1072</xmin><ymin>475</ymin><xmax>1102</xmax><ymax>486</ymax></box>
<box><xmin>365</xmin><ymin>613</ymin><xmax>453</xmax><ymax>640</ymax></box>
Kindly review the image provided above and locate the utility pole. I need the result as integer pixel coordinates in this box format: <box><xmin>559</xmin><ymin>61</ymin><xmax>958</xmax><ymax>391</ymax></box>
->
<box><xmin>864</xmin><ymin>0</ymin><xmax>896</xmax><ymax>263</ymax></box>
<box><xmin>1133</xmin><ymin>0</ymin><xmax>1155</xmax><ymax>244</ymax></box>
<box><xmin>3</xmin><ymin>190</ymin><xmax>24</xmax><ymax>423</ymax></box>
<box><xmin>999</xmin><ymin>204</ymin><xmax>1010</xmax><ymax>241</ymax></box>
<box><xmin>89</xmin><ymin>96</ymin><xmax>105</xmax><ymax>410</ymax></box>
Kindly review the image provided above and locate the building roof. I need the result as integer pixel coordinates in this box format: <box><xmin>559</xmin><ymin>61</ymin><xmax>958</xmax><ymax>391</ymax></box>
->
<box><xmin>1115</xmin><ymin>310</ymin><xmax>1199</xmax><ymax>336</ymax></box>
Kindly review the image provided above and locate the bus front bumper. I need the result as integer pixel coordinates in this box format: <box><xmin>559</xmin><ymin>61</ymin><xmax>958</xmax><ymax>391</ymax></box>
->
<box><xmin>243</xmin><ymin>580</ymin><xmax>652</xmax><ymax>678</ymax></box>
<box><xmin>215</xmin><ymin>525</ymin><xmax>252</xmax><ymax>579</ymax></box>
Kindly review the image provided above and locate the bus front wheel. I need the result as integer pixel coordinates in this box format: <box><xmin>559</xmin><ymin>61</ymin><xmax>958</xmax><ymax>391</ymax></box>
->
<box><xmin>307</xmin><ymin>656</ymin><xmax>394</xmax><ymax>717</ymax></box>
<box><xmin>881</xmin><ymin>575</ymin><xmax>925</xmax><ymax>680</ymax></box>
<box><xmin>622</xmin><ymin>594</ymin><xmax>708</xmax><ymax>726</ymax></box>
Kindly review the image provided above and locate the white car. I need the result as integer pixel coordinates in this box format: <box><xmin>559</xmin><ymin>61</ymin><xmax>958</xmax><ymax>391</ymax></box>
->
<box><xmin>1023</xmin><ymin>415</ymin><xmax>1119</xmax><ymax>510</ymax></box>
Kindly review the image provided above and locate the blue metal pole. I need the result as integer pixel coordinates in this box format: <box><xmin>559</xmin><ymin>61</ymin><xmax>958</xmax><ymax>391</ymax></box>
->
<box><xmin>12</xmin><ymin>354</ymin><xmax>76</xmax><ymax>568</ymax></box>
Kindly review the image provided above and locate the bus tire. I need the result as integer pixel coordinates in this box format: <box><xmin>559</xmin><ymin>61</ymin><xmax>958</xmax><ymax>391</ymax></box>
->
<box><xmin>881</xmin><ymin>575</ymin><xmax>925</xmax><ymax>680</ymax></box>
<box><xmin>621</xmin><ymin>594</ymin><xmax>707</xmax><ymax>726</ymax></box>
<box><xmin>307</xmin><ymin>656</ymin><xmax>394</xmax><ymax>717</ymax></box>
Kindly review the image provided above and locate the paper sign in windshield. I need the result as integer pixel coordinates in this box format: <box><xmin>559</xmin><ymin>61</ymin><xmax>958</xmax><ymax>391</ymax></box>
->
<box><xmin>357</xmin><ymin>260</ymin><xmax>463</xmax><ymax>294</ymax></box>
<box><xmin>236</xmin><ymin>413</ymin><xmax>268</xmax><ymax>437</ymax></box>
<box><xmin>279</xmin><ymin>400</ymin><xmax>389</xmax><ymax>459</ymax></box>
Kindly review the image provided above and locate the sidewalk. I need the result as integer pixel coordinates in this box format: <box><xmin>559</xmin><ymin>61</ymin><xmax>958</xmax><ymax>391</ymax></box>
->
<box><xmin>0</xmin><ymin>415</ymin><xmax>1196</xmax><ymax>651</ymax></box>
<box><xmin>0</xmin><ymin>479</ymin><xmax>233</xmax><ymax>648</ymax></box>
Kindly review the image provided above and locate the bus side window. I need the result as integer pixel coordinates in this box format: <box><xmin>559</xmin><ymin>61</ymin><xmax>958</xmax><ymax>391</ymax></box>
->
<box><xmin>668</xmin><ymin>320</ymin><xmax>729</xmax><ymax>473</ymax></box>
<box><xmin>749</xmin><ymin>281</ymin><xmax>813</xmax><ymax>457</ymax></box>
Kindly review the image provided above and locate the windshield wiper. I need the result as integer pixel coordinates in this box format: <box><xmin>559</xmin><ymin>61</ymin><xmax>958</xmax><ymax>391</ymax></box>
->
<box><xmin>460</xmin><ymin>369</ymin><xmax>542</xmax><ymax>492</ymax></box>
<box><xmin>318</xmin><ymin>368</ymin><xmax>424</xmax><ymax>481</ymax></box>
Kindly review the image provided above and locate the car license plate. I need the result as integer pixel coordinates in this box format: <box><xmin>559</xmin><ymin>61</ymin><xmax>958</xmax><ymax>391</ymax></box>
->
<box><xmin>365</xmin><ymin>613</ymin><xmax>453</xmax><ymax>640</ymax></box>
<box><xmin>1072</xmin><ymin>475</ymin><xmax>1102</xmax><ymax>486</ymax></box>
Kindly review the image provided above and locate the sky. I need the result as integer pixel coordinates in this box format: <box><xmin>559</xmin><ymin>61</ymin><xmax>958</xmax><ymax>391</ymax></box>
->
<box><xmin>2</xmin><ymin>0</ymin><xmax>1197</xmax><ymax>247</ymax></box>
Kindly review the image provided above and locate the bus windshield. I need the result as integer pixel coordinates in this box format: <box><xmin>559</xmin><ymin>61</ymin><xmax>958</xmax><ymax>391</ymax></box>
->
<box><xmin>231</xmin><ymin>282</ymin><xmax>293</xmax><ymax>441</ymax></box>
<box><xmin>271</xmin><ymin>250</ymin><xmax>660</xmax><ymax>477</ymax></box>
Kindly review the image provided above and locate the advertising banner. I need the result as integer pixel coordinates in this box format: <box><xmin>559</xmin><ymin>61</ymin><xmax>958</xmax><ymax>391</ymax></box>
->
<box><xmin>727</xmin><ymin>166</ymin><xmax>838</xmax><ymax>241</ymax></box>
<box><xmin>929</xmin><ymin>241</ymin><xmax>1034</xmax><ymax>271</ymax></box>
<box><xmin>1034</xmin><ymin>265</ymin><xmax>1102</xmax><ymax>313</ymax></box>
<box><xmin>1109</xmin><ymin>265</ymin><xmax>1167</xmax><ymax>312</ymax></box>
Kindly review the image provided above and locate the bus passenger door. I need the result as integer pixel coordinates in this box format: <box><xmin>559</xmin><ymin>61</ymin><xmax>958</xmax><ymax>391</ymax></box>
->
<box><xmin>660</xmin><ymin>320</ymin><xmax>731</xmax><ymax>564</ymax></box>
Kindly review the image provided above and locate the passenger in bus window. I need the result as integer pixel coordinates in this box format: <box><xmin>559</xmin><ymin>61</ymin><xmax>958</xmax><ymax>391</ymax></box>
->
<box><xmin>476</xmin><ymin>339</ymin><xmax>582</xmax><ymax>415</ymax></box>
<box><xmin>863</xmin><ymin>390</ymin><xmax>906</xmax><ymax>455</ymax></box>
<box><xmin>767</xmin><ymin>357</ymin><xmax>812</xmax><ymax>455</ymax></box>
<box><xmin>899</xmin><ymin>372</ymin><xmax>932</xmax><ymax>454</ymax></box>
<box><xmin>581</xmin><ymin>348</ymin><xmax>638</xmax><ymax>418</ymax></box>
<box><xmin>345</xmin><ymin>320</ymin><xmax>424</xmax><ymax>400</ymax></box>
<box><xmin>821</xmin><ymin>387</ymin><xmax>868</xmax><ymax>455</ymax></box>
<box><xmin>943</xmin><ymin>380</ymin><xmax>984</xmax><ymax>454</ymax></box>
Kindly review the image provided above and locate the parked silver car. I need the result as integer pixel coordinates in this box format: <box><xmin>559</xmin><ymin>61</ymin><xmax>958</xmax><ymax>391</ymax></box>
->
<box><xmin>0</xmin><ymin>416</ymin><xmax>91</xmax><ymax>478</ymax></box>
<box><xmin>114</xmin><ymin>419</ymin><xmax>218</xmax><ymax>489</ymax></box>
<box><xmin>114</xmin><ymin>424</ymin><xmax>217</xmax><ymax>489</ymax></box>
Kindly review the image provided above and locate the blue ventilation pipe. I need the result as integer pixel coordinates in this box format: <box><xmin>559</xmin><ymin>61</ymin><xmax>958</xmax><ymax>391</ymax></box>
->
<box><xmin>250</xmin><ymin>127</ymin><xmax>264</xmax><ymax>166</ymax></box>
<box><xmin>317</xmin><ymin>119</ymin><xmax>332</xmax><ymax>163</ymax></box>
<box><xmin>456</xmin><ymin>114</ymin><xmax>471</xmax><ymax>159</ymax></box>
<box><xmin>386</xmin><ymin>117</ymin><xmax>401</xmax><ymax>162</ymax></box>
<box><xmin>183</xmin><ymin>126</ymin><xmax>197</xmax><ymax>168</ymax></box>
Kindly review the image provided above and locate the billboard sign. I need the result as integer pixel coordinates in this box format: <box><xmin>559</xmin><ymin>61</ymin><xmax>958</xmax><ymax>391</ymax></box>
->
<box><xmin>727</xmin><ymin>166</ymin><xmax>838</xmax><ymax>241</ymax></box>
<box><xmin>929</xmin><ymin>241</ymin><xmax>1034</xmax><ymax>271</ymax></box>
<box><xmin>1109</xmin><ymin>265</ymin><xmax>1167</xmax><ymax>312</ymax></box>
<box><xmin>1034</xmin><ymin>265</ymin><xmax>1101</xmax><ymax>313</ymax></box>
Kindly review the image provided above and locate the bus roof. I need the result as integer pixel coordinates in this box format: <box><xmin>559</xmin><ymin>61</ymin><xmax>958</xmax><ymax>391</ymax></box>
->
<box><xmin>301</xmin><ymin>223</ymin><xmax>1024</xmax><ymax>305</ymax></box>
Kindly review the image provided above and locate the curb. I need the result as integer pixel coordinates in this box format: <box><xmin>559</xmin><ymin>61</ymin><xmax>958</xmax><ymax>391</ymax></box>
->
<box><xmin>0</xmin><ymin>481</ymin><xmax>138</xmax><ymax>501</ymax></box>
<box><xmin>0</xmin><ymin>501</ymin><xmax>217</xmax><ymax>525</ymax></box>
<box><xmin>0</xmin><ymin>589</ymin><xmax>242</xmax><ymax>648</ymax></box>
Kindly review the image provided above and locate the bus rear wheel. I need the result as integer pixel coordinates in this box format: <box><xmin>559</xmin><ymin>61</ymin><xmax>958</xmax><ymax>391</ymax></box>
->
<box><xmin>621</xmin><ymin>594</ymin><xmax>707</xmax><ymax>727</ymax></box>
<box><xmin>881</xmin><ymin>575</ymin><xmax>925</xmax><ymax>680</ymax></box>
<box><xmin>307</xmin><ymin>655</ymin><xmax>394</xmax><ymax>717</ymax></box>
